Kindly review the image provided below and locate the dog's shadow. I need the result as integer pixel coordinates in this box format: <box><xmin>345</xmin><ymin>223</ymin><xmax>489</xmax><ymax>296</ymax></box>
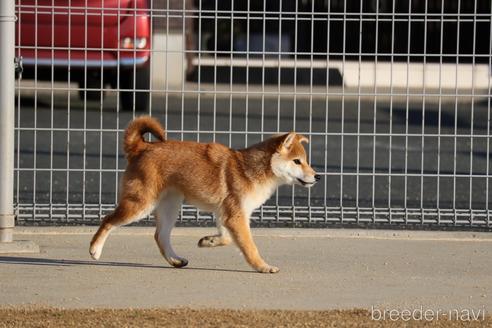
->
<box><xmin>0</xmin><ymin>256</ymin><xmax>253</xmax><ymax>274</ymax></box>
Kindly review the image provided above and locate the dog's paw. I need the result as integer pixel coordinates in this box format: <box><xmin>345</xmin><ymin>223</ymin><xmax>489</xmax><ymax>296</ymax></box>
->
<box><xmin>198</xmin><ymin>235</ymin><xmax>231</xmax><ymax>248</ymax></box>
<box><xmin>167</xmin><ymin>257</ymin><xmax>188</xmax><ymax>268</ymax></box>
<box><xmin>89</xmin><ymin>244</ymin><xmax>101</xmax><ymax>260</ymax></box>
<box><xmin>257</xmin><ymin>265</ymin><xmax>280</xmax><ymax>274</ymax></box>
<box><xmin>197</xmin><ymin>236</ymin><xmax>216</xmax><ymax>247</ymax></box>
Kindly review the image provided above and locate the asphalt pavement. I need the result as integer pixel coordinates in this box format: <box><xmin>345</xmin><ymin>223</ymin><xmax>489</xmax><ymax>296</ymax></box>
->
<box><xmin>1</xmin><ymin>227</ymin><xmax>491</xmax><ymax>311</ymax></box>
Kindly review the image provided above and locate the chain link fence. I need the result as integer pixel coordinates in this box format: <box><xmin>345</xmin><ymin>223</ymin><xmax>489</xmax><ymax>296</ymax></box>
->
<box><xmin>13</xmin><ymin>0</ymin><xmax>492</xmax><ymax>230</ymax></box>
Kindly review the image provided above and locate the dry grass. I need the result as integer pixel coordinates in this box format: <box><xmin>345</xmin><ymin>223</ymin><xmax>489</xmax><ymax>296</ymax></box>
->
<box><xmin>0</xmin><ymin>308</ymin><xmax>490</xmax><ymax>328</ymax></box>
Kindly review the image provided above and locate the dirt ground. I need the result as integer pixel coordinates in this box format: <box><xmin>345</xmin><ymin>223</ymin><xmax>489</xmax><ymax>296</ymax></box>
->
<box><xmin>0</xmin><ymin>308</ymin><xmax>490</xmax><ymax>328</ymax></box>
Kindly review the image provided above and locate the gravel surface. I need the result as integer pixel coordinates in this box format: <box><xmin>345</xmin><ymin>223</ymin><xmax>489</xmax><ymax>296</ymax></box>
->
<box><xmin>0</xmin><ymin>307</ymin><xmax>490</xmax><ymax>327</ymax></box>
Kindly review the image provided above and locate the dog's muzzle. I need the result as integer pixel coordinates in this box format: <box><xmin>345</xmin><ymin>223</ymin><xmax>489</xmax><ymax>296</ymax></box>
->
<box><xmin>297</xmin><ymin>175</ymin><xmax>321</xmax><ymax>186</ymax></box>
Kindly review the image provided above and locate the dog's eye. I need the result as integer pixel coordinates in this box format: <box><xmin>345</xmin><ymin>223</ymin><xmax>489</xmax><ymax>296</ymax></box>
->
<box><xmin>293</xmin><ymin>159</ymin><xmax>302</xmax><ymax>165</ymax></box>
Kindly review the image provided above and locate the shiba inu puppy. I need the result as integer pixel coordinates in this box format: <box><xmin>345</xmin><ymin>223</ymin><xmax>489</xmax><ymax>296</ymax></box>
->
<box><xmin>90</xmin><ymin>116</ymin><xmax>320</xmax><ymax>273</ymax></box>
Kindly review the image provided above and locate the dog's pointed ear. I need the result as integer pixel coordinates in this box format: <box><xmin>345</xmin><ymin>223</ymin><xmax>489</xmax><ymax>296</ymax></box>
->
<box><xmin>297</xmin><ymin>134</ymin><xmax>309</xmax><ymax>144</ymax></box>
<box><xmin>281</xmin><ymin>132</ymin><xmax>296</xmax><ymax>150</ymax></box>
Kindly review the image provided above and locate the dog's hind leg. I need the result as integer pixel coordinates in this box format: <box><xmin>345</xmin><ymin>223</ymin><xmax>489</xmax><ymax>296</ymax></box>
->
<box><xmin>154</xmin><ymin>191</ymin><xmax>188</xmax><ymax>268</ymax></box>
<box><xmin>89</xmin><ymin>196</ymin><xmax>156</xmax><ymax>260</ymax></box>
<box><xmin>197</xmin><ymin>222</ymin><xmax>232</xmax><ymax>248</ymax></box>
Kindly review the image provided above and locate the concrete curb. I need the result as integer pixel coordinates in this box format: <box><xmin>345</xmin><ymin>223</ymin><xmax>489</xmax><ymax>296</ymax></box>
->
<box><xmin>13</xmin><ymin>226</ymin><xmax>492</xmax><ymax>242</ymax></box>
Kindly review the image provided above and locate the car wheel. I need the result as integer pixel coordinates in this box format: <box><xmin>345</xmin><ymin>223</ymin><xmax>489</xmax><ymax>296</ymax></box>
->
<box><xmin>119</xmin><ymin>65</ymin><xmax>150</xmax><ymax>112</ymax></box>
<box><xmin>78</xmin><ymin>72</ymin><xmax>105</xmax><ymax>102</ymax></box>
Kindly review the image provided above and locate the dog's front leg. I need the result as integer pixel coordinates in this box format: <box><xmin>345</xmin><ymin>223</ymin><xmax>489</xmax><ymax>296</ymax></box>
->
<box><xmin>224</xmin><ymin>212</ymin><xmax>279</xmax><ymax>274</ymax></box>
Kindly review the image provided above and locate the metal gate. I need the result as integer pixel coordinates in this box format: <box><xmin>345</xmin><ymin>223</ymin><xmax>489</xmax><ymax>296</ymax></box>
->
<box><xmin>13</xmin><ymin>0</ymin><xmax>492</xmax><ymax>230</ymax></box>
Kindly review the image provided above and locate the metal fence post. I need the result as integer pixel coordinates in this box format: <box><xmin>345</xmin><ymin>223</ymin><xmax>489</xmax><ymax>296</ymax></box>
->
<box><xmin>0</xmin><ymin>0</ymin><xmax>38</xmax><ymax>253</ymax></box>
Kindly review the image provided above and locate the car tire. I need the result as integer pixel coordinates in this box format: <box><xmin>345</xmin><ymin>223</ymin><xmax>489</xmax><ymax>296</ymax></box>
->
<box><xmin>119</xmin><ymin>65</ymin><xmax>150</xmax><ymax>112</ymax></box>
<box><xmin>78</xmin><ymin>72</ymin><xmax>105</xmax><ymax>102</ymax></box>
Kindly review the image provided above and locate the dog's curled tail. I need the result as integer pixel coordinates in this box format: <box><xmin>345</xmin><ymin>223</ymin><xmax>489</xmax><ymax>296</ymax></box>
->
<box><xmin>124</xmin><ymin>116</ymin><xmax>165</xmax><ymax>159</ymax></box>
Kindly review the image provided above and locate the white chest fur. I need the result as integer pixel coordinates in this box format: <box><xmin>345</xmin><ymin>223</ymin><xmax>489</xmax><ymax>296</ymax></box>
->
<box><xmin>241</xmin><ymin>179</ymin><xmax>278</xmax><ymax>217</ymax></box>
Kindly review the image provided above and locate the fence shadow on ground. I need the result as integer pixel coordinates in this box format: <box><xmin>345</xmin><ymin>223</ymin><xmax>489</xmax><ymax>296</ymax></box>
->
<box><xmin>0</xmin><ymin>256</ymin><xmax>253</xmax><ymax>274</ymax></box>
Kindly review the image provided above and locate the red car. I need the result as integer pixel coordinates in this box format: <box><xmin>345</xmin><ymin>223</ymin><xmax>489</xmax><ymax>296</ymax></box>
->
<box><xmin>16</xmin><ymin>0</ymin><xmax>151</xmax><ymax>111</ymax></box>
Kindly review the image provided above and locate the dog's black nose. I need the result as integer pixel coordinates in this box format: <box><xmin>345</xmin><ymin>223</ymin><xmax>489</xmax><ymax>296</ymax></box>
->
<box><xmin>315</xmin><ymin>174</ymin><xmax>321</xmax><ymax>181</ymax></box>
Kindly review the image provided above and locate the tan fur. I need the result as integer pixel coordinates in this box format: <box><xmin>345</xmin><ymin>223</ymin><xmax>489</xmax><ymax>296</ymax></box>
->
<box><xmin>90</xmin><ymin>116</ymin><xmax>319</xmax><ymax>273</ymax></box>
<box><xmin>123</xmin><ymin>116</ymin><xmax>165</xmax><ymax>159</ymax></box>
